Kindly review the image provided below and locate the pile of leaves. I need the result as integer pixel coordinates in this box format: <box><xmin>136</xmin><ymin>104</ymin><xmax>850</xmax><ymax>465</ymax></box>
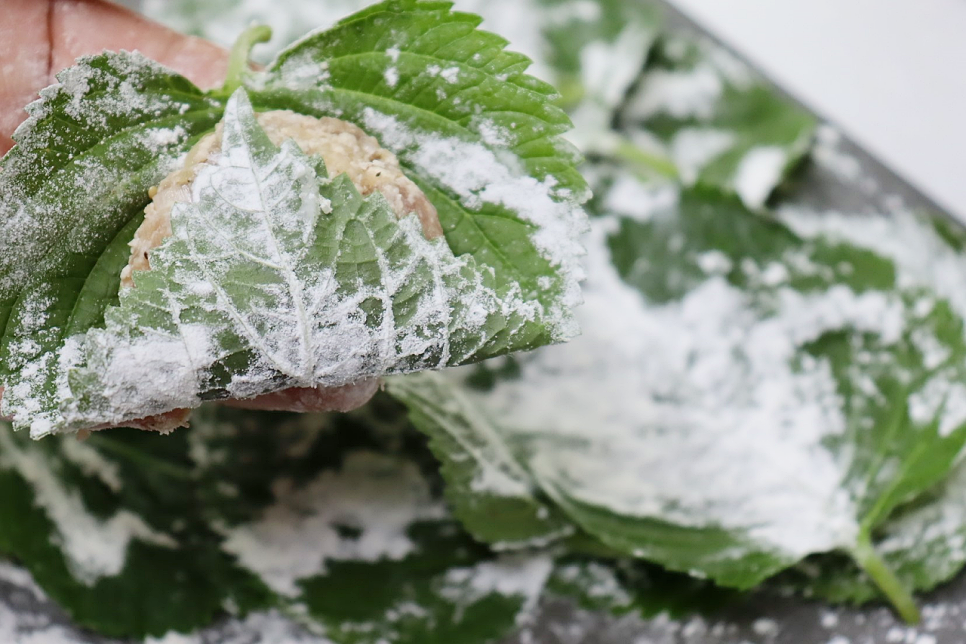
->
<box><xmin>5</xmin><ymin>1</ymin><xmax>966</xmax><ymax>642</ymax></box>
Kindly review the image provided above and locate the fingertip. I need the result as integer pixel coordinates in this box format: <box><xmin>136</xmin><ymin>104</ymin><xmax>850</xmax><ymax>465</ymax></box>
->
<box><xmin>154</xmin><ymin>34</ymin><xmax>230</xmax><ymax>90</ymax></box>
<box><xmin>0</xmin><ymin>0</ymin><xmax>52</xmax><ymax>155</ymax></box>
<box><xmin>51</xmin><ymin>0</ymin><xmax>229</xmax><ymax>90</ymax></box>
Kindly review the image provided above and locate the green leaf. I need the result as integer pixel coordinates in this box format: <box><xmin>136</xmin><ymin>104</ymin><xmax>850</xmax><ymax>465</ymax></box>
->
<box><xmin>299</xmin><ymin>522</ymin><xmax>552</xmax><ymax>644</ymax></box>
<box><xmin>2</xmin><ymin>2</ymin><xmax>589</xmax><ymax>436</ymax></box>
<box><xmin>0</xmin><ymin>416</ymin><xmax>273</xmax><ymax>638</ymax></box>
<box><xmin>386</xmin><ymin>372</ymin><xmax>575</xmax><ymax>548</ymax></box>
<box><xmin>547</xmin><ymin>557</ymin><xmax>741</xmax><ymax>618</ymax></box>
<box><xmin>145</xmin><ymin>0</ymin><xmax>664</xmax><ymax>171</ymax></box>
<box><xmin>540</xmin><ymin>0</ymin><xmax>666</xmax><ymax>171</ymax></box>
<box><xmin>53</xmin><ymin>90</ymin><xmax>545</xmax><ymax>432</ymax></box>
<box><xmin>621</xmin><ymin>36</ymin><xmax>816</xmax><ymax>206</ymax></box>
<box><xmin>142</xmin><ymin>0</ymin><xmax>374</xmax><ymax>63</ymax></box>
<box><xmin>0</xmin><ymin>394</ymin><xmax>559</xmax><ymax>641</ymax></box>
<box><xmin>248</xmin><ymin>0</ymin><xmax>589</xmax><ymax>346</ymax></box>
<box><xmin>776</xmin><ymin>218</ymin><xmax>966</xmax><ymax>606</ymax></box>
<box><xmin>783</xmin><ymin>459</ymin><xmax>966</xmax><ymax>606</ymax></box>
<box><xmin>537</xmin><ymin>0</ymin><xmax>663</xmax><ymax>109</ymax></box>
<box><xmin>0</xmin><ymin>52</ymin><xmax>224</xmax><ymax>435</ymax></box>
<box><xmin>147</xmin><ymin>0</ymin><xmax>662</xmax><ymax>112</ymax></box>
<box><xmin>447</xmin><ymin>171</ymin><xmax>966</xmax><ymax>618</ymax></box>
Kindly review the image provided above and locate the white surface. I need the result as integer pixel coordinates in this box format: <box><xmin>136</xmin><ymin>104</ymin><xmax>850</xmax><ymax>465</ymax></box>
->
<box><xmin>665</xmin><ymin>0</ymin><xmax>966</xmax><ymax>220</ymax></box>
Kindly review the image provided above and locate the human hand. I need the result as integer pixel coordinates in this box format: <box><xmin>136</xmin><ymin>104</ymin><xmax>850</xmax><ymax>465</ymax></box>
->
<box><xmin>1</xmin><ymin>0</ymin><xmax>232</xmax><ymax>155</ymax></box>
<box><xmin>0</xmin><ymin>0</ymin><xmax>380</xmax><ymax>428</ymax></box>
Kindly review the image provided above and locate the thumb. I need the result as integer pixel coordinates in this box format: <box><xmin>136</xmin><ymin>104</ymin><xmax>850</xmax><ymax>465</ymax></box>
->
<box><xmin>1</xmin><ymin>0</ymin><xmax>229</xmax><ymax>155</ymax></box>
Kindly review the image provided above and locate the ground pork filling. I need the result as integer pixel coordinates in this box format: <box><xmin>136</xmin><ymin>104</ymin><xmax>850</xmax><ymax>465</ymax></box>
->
<box><xmin>113</xmin><ymin>111</ymin><xmax>443</xmax><ymax>433</ymax></box>
<box><xmin>121</xmin><ymin>109</ymin><xmax>443</xmax><ymax>288</ymax></box>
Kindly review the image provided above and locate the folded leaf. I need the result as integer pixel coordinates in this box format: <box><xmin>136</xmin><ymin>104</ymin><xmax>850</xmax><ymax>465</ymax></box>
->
<box><xmin>58</xmin><ymin>90</ymin><xmax>547</xmax><ymax>431</ymax></box>
<box><xmin>0</xmin><ymin>1</ymin><xmax>589</xmax><ymax>436</ymax></box>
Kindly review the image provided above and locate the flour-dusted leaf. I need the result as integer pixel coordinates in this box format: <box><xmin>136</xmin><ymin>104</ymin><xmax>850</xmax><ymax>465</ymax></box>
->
<box><xmin>0</xmin><ymin>415</ymin><xmax>274</xmax><ymax>638</ymax></box>
<box><xmin>621</xmin><ymin>36</ymin><xmax>816</xmax><ymax>207</ymax></box>
<box><xmin>248</xmin><ymin>0</ymin><xmax>589</xmax><ymax>351</ymax></box>
<box><xmin>298</xmin><ymin>523</ymin><xmax>553</xmax><ymax>644</ymax></box>
<box><xmin>784</xmin><ymin>461</ymin><xmax>966</xmax><ymax>605</ymax></box>
<box><xmin>56</xmin><ymin>88</ymin><xmax>524</xmax><ymax>429</ymax></box>
<box><xmin>766</xmin><ymin>215</ymin><xmax>966</xmax><ymax>606</ymax></box>
<box><xmin>0</xmin><ymin>394</ymin><xmax>730</xmax><ymax>643</ymax></box>
<box><xmin>0</xmin><ymin>52</ymin><xmax>224</xmax><ymax>435</ymax></box>
<box><xmin>148</xmin><ymin>0</ymin><xmax>662</xmax><ymax>167</ymax></box>
<box><xmin>386</xmin><ymin>372</ymin><xmax>575</xmax><ymax>548</ymax></box>
<box><xmin>143</xmin><ymin>0</ymin><xmax>373</xmax><ymax>63</ymax></box>
<box><xmin>149</xmin><ymin>0</ymin><xmax>661</xmax><ymax>112</ymax></box>
<box><xmin>0</xmin><ymin>395</ymin><xmax>559</xmax><ymax>642</ymax></box>
<box><xmin>451</xmin><ymin>171</ymin><xmax>966</xmax><ymax>619</ymax></box>
<box><xmin>49</xmin><ymin>90</ymin><xmax>538</xmax><ymax>432</ymax></box>
<box><xmin>3</xmin><ymin>2</ymin><xmax>589</xmax><ymax>436</ymax></box>
<box><xmin>529</xmin><ymin>0</ymin><xmax>666</xmax><ymax>169</ymax></box>
<box><xmin>547</xmin><ymin>557</ymin><xmax>740</xmax><ymax>619</ymax></box>
<box><xmin>206</xmin><ymin>396</ymin><xmax>556</xmax><ymax>644</ymax></box>
<box><xmin>537</xmin><ymin>0</ymin><xmax>663</xmax><ymax>110</ymax></box>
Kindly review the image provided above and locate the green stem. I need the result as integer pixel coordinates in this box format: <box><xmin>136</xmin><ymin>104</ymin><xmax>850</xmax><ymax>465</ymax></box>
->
<box><xmin>851</xmin><ymin>534</ymin><xmax>920</xmax><ymax>624</ymax></box>
<box><xmin>612</xmin><ymin>138</ymin><xmax>680</xmax><ymax>181</ymax></box>
<box><xmin>221</xmin><ymin>24</ymin><xmax>273</xmax><ymax>95</ymax></box>
<box><xmin>555</xmin><ymin>77</ymin><xmax>586</xmax><ymax>110</ymax></box>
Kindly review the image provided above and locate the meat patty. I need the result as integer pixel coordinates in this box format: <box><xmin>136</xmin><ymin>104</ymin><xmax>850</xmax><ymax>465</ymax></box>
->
<box><xmin>112</xmin><ymin>111</ymin><xmax>442</xmax><ymax>433</ymax></box>
<box><xmin>122</xmin><ymin>110</ymin><xmax>442</xmax><ymax>288</ymax></box>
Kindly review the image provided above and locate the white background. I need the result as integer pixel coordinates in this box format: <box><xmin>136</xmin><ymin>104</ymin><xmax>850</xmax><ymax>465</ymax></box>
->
<box><xmin>665</xmin><ymin>0</ymin><xmax>966</xmax><ymax>219</ymax></box>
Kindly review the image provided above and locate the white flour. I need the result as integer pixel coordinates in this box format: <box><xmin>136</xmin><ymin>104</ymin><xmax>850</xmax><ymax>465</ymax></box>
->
<box><xmin>735</xmin><ymin>146</ymin><xmax>788</xmax><ymax>209</ymax></box>
<box><xmin>471</xmin><ymin>211</ymin><xmax>860</xmax><ymax>561</ymax></box>
<box><xmin>627</xmin><ymin>63</ymin><xmax>724</xmax><ymax>121</ymax></box>
<box><xmin>669</xmin><ymin>128</ymin><xmax>736</xmax><ymax>184</ymax></box>
<box><xmin>221</xmin><ymin>451</ymin><xmax>445</xmax><ymax>597</ymax></box>
<box><xmin>0</xmin><ymin>429</ymin><xmax>177</xmax><ymax>585</ymax></box>
<box><xmin>460</xmin><ymin>172</ymin><xmax>966</xmax><ymax>568</ymax></box>
<box><xmin>360</xmin><ymin>107</ymin><xmax>588</xmax><ymax>327</ymax></box>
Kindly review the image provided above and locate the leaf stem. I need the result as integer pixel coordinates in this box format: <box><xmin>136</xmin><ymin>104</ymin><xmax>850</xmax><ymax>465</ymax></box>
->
<box><xmin>555</xmin><ymin>77</ymin><xmax>586</xmax><ymax>110</ymax></box>
<box><xmin>851</xmin><ymin>534</ymin><xmax>920</xmax><ymax>624</ymax></box>
<box><xmin>612</xmin><ymin>138</ymin><xmax>680</xmax><ymax>180</ymax></box>
<box><xmin>221</xmin><ymin>25</ymin><xmax>273</xmax><ymax>95</ymax></box>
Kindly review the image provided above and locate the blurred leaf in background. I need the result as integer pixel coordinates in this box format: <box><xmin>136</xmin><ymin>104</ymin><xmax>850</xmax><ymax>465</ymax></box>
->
<box><xmin>621</xmin><ymin>36</ymin><xmax>816</xmax><ymax>208</ymax></box>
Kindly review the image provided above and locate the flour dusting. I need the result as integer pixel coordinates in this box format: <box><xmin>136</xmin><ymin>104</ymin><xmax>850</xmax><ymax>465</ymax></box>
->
<box><xmin>361</xmin><ymin>107</ymin><xmax>588</xmax><ymax>326</ymax></box>
<box><xmin>222</xmin><ymin>451</ymin><xmax>445</xmax><ymax>596</ymax></box>
<box><xmin>0</xmin><ymin>428</ymin><xmax>176</xmax><ymax>585</ymax></box>
<box><xmin>475</xmin><ymin>214</ymin><xmax>860</xmax><ymax>561</ymax></box>
<box><xmin>459</xmin><ymin>172</ymin><xmax>966</xmax><ymax>569</ymax></box>
<box><xmin>735</xmin><ymin>146</ymin><xmax>788</xmax><ymax>209</ymax></box>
